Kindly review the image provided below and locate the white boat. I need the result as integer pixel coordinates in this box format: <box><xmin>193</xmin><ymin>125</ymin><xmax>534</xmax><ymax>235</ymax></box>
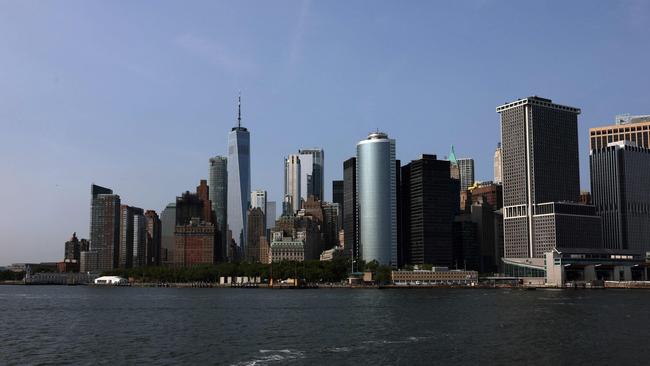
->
<box><xmin>93</xmin><ymin>276</ymin><xmax>128</xmax><ymax>285</ymax></box>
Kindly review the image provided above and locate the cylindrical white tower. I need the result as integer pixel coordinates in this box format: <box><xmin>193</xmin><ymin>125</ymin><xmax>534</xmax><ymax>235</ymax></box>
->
<box><xmin>356</xmin><ymin>132</ymin><xmax>396</xmax><ymax>266</ymax></box>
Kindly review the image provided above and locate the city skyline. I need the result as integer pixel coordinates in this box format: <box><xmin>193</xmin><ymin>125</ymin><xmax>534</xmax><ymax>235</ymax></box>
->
<box><xmin>2</xmin><ymin>1</ymin><xmax>650</xmax><ymax>264</ymax></box>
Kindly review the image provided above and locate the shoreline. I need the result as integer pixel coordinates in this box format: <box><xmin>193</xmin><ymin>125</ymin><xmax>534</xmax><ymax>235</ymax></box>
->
<box><xmin>5</xmin><ymin>281</ymin><xmax>650</xmax><ymax>290</ymax></box>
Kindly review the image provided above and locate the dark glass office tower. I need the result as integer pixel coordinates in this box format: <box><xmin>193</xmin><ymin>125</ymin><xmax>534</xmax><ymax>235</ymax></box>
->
<box><xmin>332</xmin><ymin>180</ymin><xmax>343</xmax><ymax>209</ymax></box>
<box><xmin>343</xmin><ymin>158</ymin><xmax>358</xmax><ymax>259</ymax></box>
<box><xmin>118</xmin><ymin>205</ymin><xmax>144</xmax><ymax>269</ymax></box>
<box><xmin>89</xmin><ymin>184</ymin><xmax>121</xmax><ymax>272</ymax></box>
<box><xmin>497</xmin><ymin>96</ymin><xmax>601</xmax><ymax>258</ymax></box>
<box><xmin>209</xmin><ymin>156</ymin><xmax>228</xmax><ymax>260</ymax></box>
<box><xmin>144</xmin><ymin>210</ymin><xmax>161</xmax><ymax>266</ymax></box>
<box><xmin>590</xmin><ymin>141</ymin><xmax>650</xmax><ymax>251</ymax></box>
<box><xmin>160</xmin><ymin>203</ymin><xmax>176</xmax><ymax>265</ymax></box>
<box><xmin>332</xmin><ymin>180</ymin><xmax>344</xmax><ymax>229</ymax></box>
<box><xmin>401</xmin><ymin>154</ymin><xmax>455</xmax><ymax>266</ymax></box>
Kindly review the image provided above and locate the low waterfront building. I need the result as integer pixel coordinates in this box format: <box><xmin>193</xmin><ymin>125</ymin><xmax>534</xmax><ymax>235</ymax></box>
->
<box><xmin>94</xmin><ymin>276</ymin><xmax>128</xmax><ymax>285</ymax></box>
<box><xmin>219</xmin><ymin>276</ymin><xmax>261</xmax><ymax>285</ymax></box>
<box><xmin>57</xmin><ymin>260</ymin><xmax>79</xmax><ymax>273</ymax></box>
<box><xmin>25</xmin><ymin>272</ymin><xmax>95</xmax><ymax>285</ymax></box>
<box><xmin>320</xmin><ymin>247</ymin><xmax>344</xmax><ymax>261</ymax></box>
<box><xmin>391</xmin><ymin>268</ymin><xmax>478</xmax><ymax>285</ymax></box>
<box><xmin>503</xmin><ymin>248</ymin><xmax>650</xmax><ymax>286</ymax></box>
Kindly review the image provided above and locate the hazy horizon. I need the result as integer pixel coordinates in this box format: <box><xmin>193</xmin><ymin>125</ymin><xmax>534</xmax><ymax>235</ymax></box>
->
<box><xmin>1</xmin><ymin>0</ymin><xmax>649</xmax><ymax>264</ymax></box>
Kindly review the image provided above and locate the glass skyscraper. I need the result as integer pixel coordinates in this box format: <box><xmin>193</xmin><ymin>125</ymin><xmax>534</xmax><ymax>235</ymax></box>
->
<box><xmin>227</xmin><ymin>96</ymin><xmax>250</xmax><ymax>253</ymax></box>
<box><xmin>357</xmin><ymin>132</ymin><xmax>397</xmax><ymax>266</ymax></box>
<box><xmin>457</xmin><ymin>158</ymin><xmax>475</xmax><ymax>191</ymax></box>
<box><xmin>298</xmin><ymin>148</ymin><xmax>324</xmax><ymax>201</ymax></box>
<box><xmin>89</xmin><ymin>184</ymin><xmax>121</xmax><ymax>272</ymax></box>
<box><xmin>160</xmin><ymin>203</ymin><xmax>176</xmax><ymax>265</ymax></box>
<box><xmin>590</xmin><ymin>140</ymin><xmax>650</xmax><ymax>251</ymax></box>
<box><xmin>209</xmin><ymin>156</ymin><xmax>228</xmax><ymax>260</ymax></box>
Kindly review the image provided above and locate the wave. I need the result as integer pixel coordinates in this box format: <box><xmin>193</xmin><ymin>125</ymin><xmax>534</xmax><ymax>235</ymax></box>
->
<box><xmin>231</xmin><ymin>349</ymin><xmax>305</xmax><ymax>366</ymax></box>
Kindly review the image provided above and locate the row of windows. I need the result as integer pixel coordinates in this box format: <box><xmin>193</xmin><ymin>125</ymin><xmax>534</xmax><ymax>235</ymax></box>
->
<box><xmin>591</xmin><ymin>124</ymin><xmax>650</xmax><ymax>135</ymax></box>
<box><xmin>590</xmin><ymin>133</ymin><xmax>650</xmax><ymax>150</ymax></box>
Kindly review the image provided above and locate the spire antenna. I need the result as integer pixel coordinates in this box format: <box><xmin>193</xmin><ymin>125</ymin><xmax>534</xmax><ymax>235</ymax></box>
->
<box><xmin>237</xmin><ymin>91</ymin><xmax>242</xmax><ymax>128</ymax></box>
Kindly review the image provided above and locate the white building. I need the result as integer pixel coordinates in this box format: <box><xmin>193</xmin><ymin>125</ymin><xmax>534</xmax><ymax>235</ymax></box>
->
<box><xmin>94</xmin><ymin>276</ymin><xmax>128</xmax><ymax>285</ymax></box>
<box><xmin>284</xmin><ymin>154</ymin><xmax>301</xmax><ymax>214</ymax></box>
<box><xmin>251</xmin><ymin>190</ymin><xmax>267</xmax><ymax>215</ymax></box>
<box><xmin>494</xmin><ymin>142</ymin><xmax>502</xmax><ymax>184</ymax></box>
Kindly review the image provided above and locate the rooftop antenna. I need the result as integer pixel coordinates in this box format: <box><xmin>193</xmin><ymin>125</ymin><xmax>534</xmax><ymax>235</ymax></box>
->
<box><xmin>237</xmin><ymin>91</ymin><xmax>242</xmax><ymax>128</ymax></box>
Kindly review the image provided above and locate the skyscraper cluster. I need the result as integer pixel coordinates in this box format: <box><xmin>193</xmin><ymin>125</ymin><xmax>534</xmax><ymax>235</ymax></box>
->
<box><xmin>80</xmin><ymin>184</ymin><xmax>161</xmax><ymax>273</ymax></box>
<box><xmin>69</xmin><ymin>93</ymin><xmax>650</xmax><ymax>282</ymax></box>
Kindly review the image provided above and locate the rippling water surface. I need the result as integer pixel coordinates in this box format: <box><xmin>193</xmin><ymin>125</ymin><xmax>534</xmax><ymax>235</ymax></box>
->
<box><xmin>1</xmin><ymin>286</ymin><xmax>649</xmax><ymax>365</ymax></box>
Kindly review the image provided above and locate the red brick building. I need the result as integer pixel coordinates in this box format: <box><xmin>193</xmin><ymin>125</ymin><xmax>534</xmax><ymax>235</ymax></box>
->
<box><xmin>174</xmin><ymin>220</ymin><xmax>216</xmax><ymax>266</ymax></box>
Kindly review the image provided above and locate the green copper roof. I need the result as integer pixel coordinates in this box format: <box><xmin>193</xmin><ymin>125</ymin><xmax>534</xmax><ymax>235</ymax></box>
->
<box><xmin>448</xmin><ymin>145</ymin><xmax>458</xmax><ymax>164</ymax></box>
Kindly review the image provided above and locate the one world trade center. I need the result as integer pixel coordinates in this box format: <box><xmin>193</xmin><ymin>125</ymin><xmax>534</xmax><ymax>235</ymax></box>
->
<box><xmin>227</xmin><ymin>94</ymin><xmax>250</xmax><ymax>256</ymax></box>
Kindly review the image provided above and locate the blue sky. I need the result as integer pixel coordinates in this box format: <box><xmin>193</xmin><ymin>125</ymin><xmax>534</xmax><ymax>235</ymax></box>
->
<box><xmin>1</xmin><ymin>1</ymin><xmax>649</xmax><ymax>264</ymax></box>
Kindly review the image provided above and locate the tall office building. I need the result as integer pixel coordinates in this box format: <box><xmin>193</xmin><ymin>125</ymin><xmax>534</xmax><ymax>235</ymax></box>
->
<box><xmin>174</xmin><ymin>220</ymin><xmax>217</xmax><ymax>266</ymax></box>
<box><xmin>266</xmin><ymin>201</ymin><xmax>277</xmax><ymax>229</ymax></box>
<box><xmin>298</xmin><ymin>152</ymin><xmax>313</xmax><ymax>203</ymax></box>
<box><xmin>251</xmin><ymin>190</ymin><xmax>267</xmax><ymax>215</ymax></box>
<box><xmin>357</xmin><ymin>132</ymin><xmax>397</xmax><ymax>266</ymax></box>
<box><xmin>175</xmin><ymin>191</ymin><xmax>205</xmax><ymax>226</ymax></box>
<box><xmin>401</xmin><ymin>155</ymin><xmax>455</xmax><ymax>266</ymax></box>
<box><xmin>144</xmin><ymin>210</ymin><xmax>161</xmax><ymax>266</ymax></box>
<box><xmin>343</xmin><ymin>158</ymin><xmax>358</xmax><ymax>258</ymax></box>
<box><xmin>448</xmin><ymin>146</ymin><xmax>474</xmax><ymax>191</ymax></box>
<box><xmin>298</xmin><ymin>148</ymin><xmax>325</xmax><ymax>201</ymax></box>
<box><xmin>227</xmin><ymin>95</ymin><xmax>251</xmax><ymax>252</ymax></box>
<box><xmin>174</xmin><ymin>183</ymin><xmax>218</xmax><ymax>266</ymax></box>
<box><xmin>589</xmin><ymin>114</ymin><xmax>650</xmax><ymax>150</ymax></box>
<box><xmin>590</xmin><ymin>140</ymin><xmax>650</xmax><ymax>251</ymax></box>
<box><xmin>65</xmin><ymin>232</ymin><xmax>81</xmax><ymax>262</ymax></box>
<box><xmin>497</xmin><ymin>96</ymin><xmax>601</xmax><ymax>258</ymax></box>
<box><xmin>322</xmin><ymin>202</ymin><xmax>340</xmax><ymax>249</ymax></box>
<box><xmin>89</xmin><ymin>184</ymin><xmax>121</xmax><ymax>272</ymax></box>
<box><xmin>118</xmin><ymin>205</ymin><xmax>144</xmax><ymax>269</ymax></box>
<box><xmin>196</xmin><ymin>180</ymin><xmax>213</xmax><ymax>224</ymax></box>
<box><xmin>457</xmin><ymin>158</ymin><xmax>475</xmax><ymax>191</ymax></box>
<box><xmin>469</xmin><ymin>201</ymin><xmax>499</xmax><ymax>273</ymax></box>
<box><xmin>132</xmin><ymin>212</ymin><xmax>147</xmax><ymax>267</ymax></box>
<box><xmin>494</xmin><ymin>143</ymin><xmax>503</xmax><ymax>184</ymax></box>
<box><xmin>332</xmin><ymin>180</ymin><xmax>344</xmax><ymax>229</ymax></box>
<box><xmin>284</xmin><ymin>154</ymin><xmax>301</xmax><ymax>214</ymax></box>
<box><xmin>209</xmin><ymin>156</ymin><xmax>228</xmax><ymax>260</ymax></box>
<box><xmin>246</xmin><ymin>207</ymin><xmax>266</xmax><ymax>262</ymax></box>
<box><xmin>332</xmin><ymin>180</ymin><xmax>343</xmax><ymax>207</ymax></box>
<box><xmin>452</xmin><ymin>217</ymin><xmax>480</xmax><ymax>271</ymax></box>
<box><xmin>448</xmin><ymin>146</ymin><xmax>460</xmax><ymax>180</ymax></box>
<box><xmin>160</xmin><ymin>203</ymin><xmax>176</xmax><ymax>265</ymax></box>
